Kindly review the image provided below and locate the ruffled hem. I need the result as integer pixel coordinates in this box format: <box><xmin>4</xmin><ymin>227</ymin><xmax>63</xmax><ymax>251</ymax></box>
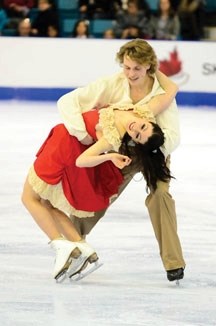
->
<box><xmin>28</xmin><ymin>166</ymin><xmax>95</xmax><ymax>218</ymax></box>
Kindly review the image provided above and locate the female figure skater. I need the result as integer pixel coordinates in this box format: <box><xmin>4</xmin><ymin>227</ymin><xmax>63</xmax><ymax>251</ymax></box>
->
<box><xmin>21</xmin><ymin>97</ymin><xmax>173</xmax><ymax>281</ymax></box>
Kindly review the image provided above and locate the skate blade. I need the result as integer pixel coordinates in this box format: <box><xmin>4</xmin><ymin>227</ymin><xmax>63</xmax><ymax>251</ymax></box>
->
<box><xmin>55</xmin><ymin>270</ymin><xmax>67</xmax><ymax>283</ymax></box>
<box><xmin>54</xmin><ymin>253</ymin><xmax>76</xmax><ymax>283</ymax></box>
<box><xmin>70</xmin><ymin>261</ymin><xmax>103</xmax><ymax>281</ymax></box>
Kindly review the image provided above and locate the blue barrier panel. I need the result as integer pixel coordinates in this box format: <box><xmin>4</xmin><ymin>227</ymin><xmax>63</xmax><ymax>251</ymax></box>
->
<box><xmin>1</xmin><ymin>87</ymin><xmax>216</xmax><ymax>107</ymax></box>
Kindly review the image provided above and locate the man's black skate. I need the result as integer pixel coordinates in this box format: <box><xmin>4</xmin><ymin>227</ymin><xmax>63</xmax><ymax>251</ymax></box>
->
<box><xmin>167</xmin><ymin>267</ymin><xmax>184</xmax><ymax>282</ymax></box>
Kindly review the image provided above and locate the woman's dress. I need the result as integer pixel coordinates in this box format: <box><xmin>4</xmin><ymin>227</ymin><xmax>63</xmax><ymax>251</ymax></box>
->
<box><xmin>28</xmin><ymin>106</ymin><xmax>155</xmax><ymax>217</ymax></box>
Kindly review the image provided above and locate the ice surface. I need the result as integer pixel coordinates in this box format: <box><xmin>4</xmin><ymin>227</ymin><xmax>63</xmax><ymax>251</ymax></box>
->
<box><xmin>0</xmin><ymin>101</ymin><xmax>216</xmax><ymax>326</ymax></box>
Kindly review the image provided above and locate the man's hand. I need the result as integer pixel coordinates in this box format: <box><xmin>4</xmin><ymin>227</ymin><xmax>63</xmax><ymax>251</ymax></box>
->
<box><xmin>110</xmin><ymin>153</ymin><xmax>132</xmax><ymax>169</ymax></box>
<box><xmin>80</xmin><ymin>134</ymin><xmax>94</xmax><ymax>145</ymax></box>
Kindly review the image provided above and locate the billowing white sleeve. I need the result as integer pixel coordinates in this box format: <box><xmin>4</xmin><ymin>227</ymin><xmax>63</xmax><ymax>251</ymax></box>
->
<box><xmin>57</xmin><ymin>78</ymin><xmax>111</xmax><ymax>141</ymax></box>
<box><xmin>156</xmin><ymin>99</ymin><xmax>180</xmax><ymax>158</ymax></box>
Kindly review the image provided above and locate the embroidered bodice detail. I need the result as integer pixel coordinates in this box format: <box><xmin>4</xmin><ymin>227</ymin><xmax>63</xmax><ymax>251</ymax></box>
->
<box><xmin>133</xmin><ymin>104</ymin><xmax>156</xmax><ymax>123</ymax></box>
<box><xmin>98</xmin><ymin>107</ymin><xmax>122</xmax><ymax>151</ymax></box>
<box><xmin>98</xmin><ymin>105</ymin><xmax>156</xmax><ymax>151</ymax></box>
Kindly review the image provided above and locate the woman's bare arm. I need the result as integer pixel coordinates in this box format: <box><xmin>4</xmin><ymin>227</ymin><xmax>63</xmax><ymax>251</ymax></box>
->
<box><xmin>76</xmin><ymin>137</ymin><xmax>131</xmax><ymax>169</ymax></box>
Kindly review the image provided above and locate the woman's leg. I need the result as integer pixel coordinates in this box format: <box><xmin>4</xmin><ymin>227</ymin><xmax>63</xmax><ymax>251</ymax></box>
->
<box><xmin>21</xmin><ymin>177</ymin><xmax>97</xmax><ymax>279</ymax></box>
<box><xmin>21</xmin><ymin>178</ymin><xmax>61</xmax><ymax>240</ymax></box>
<box><xmin>41</xmin><ymin>199</ymin><xmax>83</xmax><ymax>241</ymax></box>
<box><xmin>21</xmin><ymin>178</ymin><xmax>85</xmax><ymax>279</ymax></box>
<box><xmin>21</xmin><ymin>178</ymin><xmax>81</xmax><ymax>241</ymax></box>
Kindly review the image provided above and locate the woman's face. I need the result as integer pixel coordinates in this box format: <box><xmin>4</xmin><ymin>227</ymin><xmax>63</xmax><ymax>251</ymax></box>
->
<box><xmin>160</xmin><ymin>0</ymin><xmax>170</xmax><ymax>12</ymax></box>
<box><xmin>123</xmin><ymin>55</ymin><xmax>150</xmax><ymax>86</ymax></box>
<box><xmin>77</xmin><ymin>21</ymin><xmax>87</xmax><ymax>35</ymax></box>
<box><xmin>126</xmin><ymin>116</ymin><xmax>153</xmax><ymax>144</ymax></box>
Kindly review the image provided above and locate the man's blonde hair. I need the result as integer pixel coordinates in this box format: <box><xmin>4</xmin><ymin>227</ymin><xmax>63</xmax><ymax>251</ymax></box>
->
<box><xmin>116</xmin><ymin>38</ymin><xmax>158</xmax><ymax>75</ymax></box>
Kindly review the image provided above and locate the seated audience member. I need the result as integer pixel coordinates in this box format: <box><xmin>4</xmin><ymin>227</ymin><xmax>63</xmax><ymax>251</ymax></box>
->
<box><xmin>16</xmin><ymin>17</ymin><xmax>33</xmax><ymax>36</ymax></box>
<box><xmin>78</xmin><ymin>0</ymin><xmax>122</xmax><ymax>19</ymax></box>
<box><xmin>149</xmin><ymin>0</ymin><xmax>180</xmax><ymax>40</ymax></box>
<box><xmin>103</xmin><ymin>28</ymin><xmax>116</xmax><ymax>39</ymax></box>
<box><xmin>3</xmin><ymin>0</ymin><xmax>35</xmax><ymax>28</ymax></box>
<box><xmin>113</xmin><ymin>0</ymin><xmax>150</xmax><ymax>39</ymax></box>
<box><xmin>170</xmin><ymin>0</ymin><xmax>180</xmax><ymax>10</ymax></box>
<box><xmin>178</xmin><ymin>0</ymin><xmax>205</xmax><ymax>40</ymax></box>
<box><xmin>47</xmin><ymin>24</ymin><xmax>59</xmax><ymax>37</ymax></box>
<box><xmin>121</xmin><ymin>24</ymin><xmax>145</xmax><ymax>39</ymax></box>
<box><xmin>71</xmin><ymin>19</ymin><xmax>90</xmax><ymax>38</ymax></box>
<box><xmin>0</xmin><ymin>4</ymin><xmax>8</xmax><ymax>33</ymax></box>
<box><xmin>136</xmin><ymin>0</ymin><xmax>151</xmax><ymax>13</ymax></box>
<box><xmin>31</xmin><ymin>0</ymin><xmax>59</xmax><ymax>37</ymax></box>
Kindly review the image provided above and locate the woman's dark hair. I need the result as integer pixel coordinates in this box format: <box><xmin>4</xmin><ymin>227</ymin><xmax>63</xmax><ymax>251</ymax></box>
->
<box><xmin>72</xmin><ymin>19</ymin><xmax>89</xmax><ymax>37</ymax></box>
<box><xmin>157</xmin><ymin>0</ymin><xmax>175</xmax><ymax>19</ymax></box>
<box><xmin>119</xmin><ymin>122</ymin><xmax>173</xmax><ymax>191</ymax></box>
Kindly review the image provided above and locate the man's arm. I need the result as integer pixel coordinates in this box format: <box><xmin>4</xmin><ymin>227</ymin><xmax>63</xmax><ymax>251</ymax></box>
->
<box><xmin>57</xmin><ymin>88</ymin><xmax>88</xmax><ymax>141</ymax></box>
<box><xmin>156</xmin><ymin>99</ymin><xmax>180</xmax><ymax>157</ymax></box>
<box><xmin>57</xmin><ymin>77</ymin><xmax>110</xmax><ymax>142</ymax></box>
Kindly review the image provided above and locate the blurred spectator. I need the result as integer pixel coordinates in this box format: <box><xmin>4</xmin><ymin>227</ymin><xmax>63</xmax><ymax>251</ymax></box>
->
<box><xmin>121</xmin><ymin>24</ymin><xmax>145</xmax><ymax>39</ymax></box>
<box><xmin>121</xmin><ymin>0</ymin><xmax>128</xmax><ymax>10</ymax></box>
<box><xmin>71</xmin><ymin>19</ymin><xmax>91</xmax><ymax>38</ymax></box>
<box><xmin>170</xmin><ymin>0</ymin><xmax>180</xmax><ymax>11</ymax></box>
<box><xmin>47</xmin><ymin>24</ymin><xmax>58</xmax><ymax>37</ymax></box>
<box><xmin>148</xmin><ymin>0</ymin><xmax>180</xmax><ymax>40</ymax></box>
<box><xmin>31</xmin><ymin>0</ymin><xmax>59</xmax><ymax>37</ymax></box>
<box><xmin>136</xmin><ymin>0</ymin><xmax>151</xmax><ymax>13</ymax></box>
<box><xmin>3</xmin><ymin>0</ymin><xmax>35</xmax><ymax>28</ymax></box>
<box><xmin>78</xmin><ymin>0</ymin><xmax>122</xmax><ymax>19</ymax></box>
<box><xmin>16</xmin><ymin>16</ymin><xmax>33</xmax><ymax>35</ymax></box>
<box><xmin>0</xmin><ymin>3</ymin><xmax>8</xmax><ymax>33</ymax></box>
<box><xmin>103</xmin><ymin>28</ymin><xmax>116</xmax><ymax>39</ymax></box>
<box><xmin>178</xmin><ymin>0</ymin><xmax>205</xmax><ymax>40</ymax></box>
<box><xmin>120</xmin><ymin>0</ymin><xmax>151</xmax><ymax>11</ymax></box>
<box><xmin>113</xmin><ymin>0</ymin><xmax>150</xmax><ymax>38</ymax></box>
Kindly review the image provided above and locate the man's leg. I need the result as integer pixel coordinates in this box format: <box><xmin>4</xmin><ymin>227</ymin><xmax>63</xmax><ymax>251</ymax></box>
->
<box><xmin>70</xmin><ymin>164</ymin><xmax>137</xmax><ymax>237</ymax></box>
<box><xmin>70</xmin><ymin>210</ymin><xmax>106</xmax><ymax>237</ymax></box>
<box><xmin>145</xmin><ymin>158</ymin><xmax>185</xmax><ymax>272</ymax></box>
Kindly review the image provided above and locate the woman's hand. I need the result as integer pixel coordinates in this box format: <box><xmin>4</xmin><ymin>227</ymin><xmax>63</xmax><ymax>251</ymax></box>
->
<box><xmin>110</xmin><ymin>153</ymin><xmax>132</xmax><ymax>169</ymax></box>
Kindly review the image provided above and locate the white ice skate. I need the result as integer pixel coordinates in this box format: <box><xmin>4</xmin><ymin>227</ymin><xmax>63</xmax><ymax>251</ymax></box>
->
<box><xmin>67</xmin><ymin>241</ymin><xmax>103</xmax><ymax>281</ymax></box>
<box><xmin>50</xmin><ymin>238</ymin><xmax>81</xmax><ymax>281</ymax></box>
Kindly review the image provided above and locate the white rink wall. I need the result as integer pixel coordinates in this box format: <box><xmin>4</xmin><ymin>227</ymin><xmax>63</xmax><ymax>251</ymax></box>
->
<box><xmin>0</xmin><ymin>37</ymin><xmax>215</xmax><ymax>105</ymax></box>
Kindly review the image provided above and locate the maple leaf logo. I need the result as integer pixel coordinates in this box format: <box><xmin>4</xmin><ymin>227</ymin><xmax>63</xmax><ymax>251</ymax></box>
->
<box><xmin>159</xmin><ymin>48</ymin><xmax>182</xmax><ymax>76</ymax></box>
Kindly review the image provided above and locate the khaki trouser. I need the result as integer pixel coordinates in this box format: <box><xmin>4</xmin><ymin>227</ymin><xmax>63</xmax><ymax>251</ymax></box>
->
<box><xmin>71</xmin><ymin>156</ymin><xmax>185</xmax><ymax>271</ymax></box>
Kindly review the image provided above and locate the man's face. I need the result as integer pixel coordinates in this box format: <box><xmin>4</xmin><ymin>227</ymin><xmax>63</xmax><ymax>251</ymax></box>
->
<box><xmin>123</xmin><ymin>56</ymin><xmax>150</xmax><ymax>86</ymax></box>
